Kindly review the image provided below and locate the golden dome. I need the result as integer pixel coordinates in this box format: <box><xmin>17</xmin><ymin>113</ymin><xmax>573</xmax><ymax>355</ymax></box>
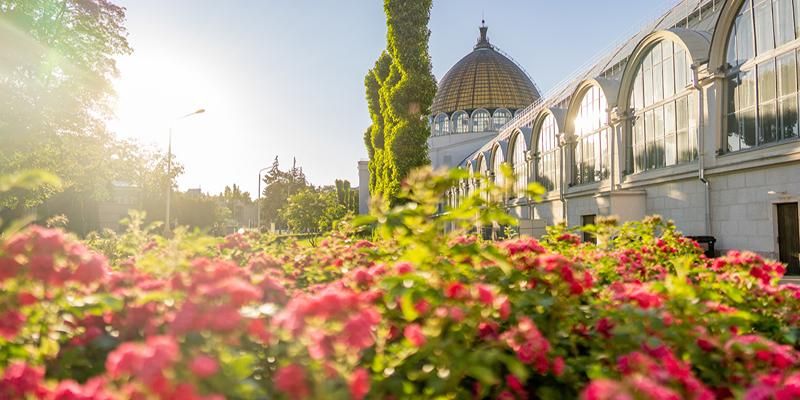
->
<box><xmin>431</xmin><ymin>24</ymin><xmax>540</xmax><ymax>116</ymax></box>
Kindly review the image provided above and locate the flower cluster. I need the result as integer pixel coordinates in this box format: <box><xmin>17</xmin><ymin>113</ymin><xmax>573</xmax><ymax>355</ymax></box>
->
<box><xmin>1</xmin><ymin>215</ymin><xmax>800</xmax><ymax>399</ymax></box>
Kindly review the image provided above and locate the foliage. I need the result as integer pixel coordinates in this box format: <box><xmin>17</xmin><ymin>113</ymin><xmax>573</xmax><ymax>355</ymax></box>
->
<box><xmin>2</xmin><ymin>168</ymin><xmax>800</xmax><ymax>399</ymax></box>
<box><xmin>281</xmin><ymin>188</ymin><xmax>347</xmax><ymax>235</ymax></box>
<box><xmin>334</xmin><ymin>179</ymin><xmax>359</xmax><ymax>214</ymax></box>
<box><xmin>0</xmin><ymin>1</ymin><xmax>190</xmax><ymax>235</ymax></box>
<box><xmin>365</xmin><ymin>0</ymin><xmax>437</xmax><ymax>204</ymax></box>
<box><xmin>259</xmin><ymin>157</ymin><xmax>310</xmax><ymax>231</ymax></box>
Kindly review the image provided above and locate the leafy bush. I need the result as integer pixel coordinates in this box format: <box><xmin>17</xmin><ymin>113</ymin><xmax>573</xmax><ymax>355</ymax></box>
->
<box><xmin>1</xmin><ymin>168</ymin><xmax>800</xmax><ymax>399</ymax></box>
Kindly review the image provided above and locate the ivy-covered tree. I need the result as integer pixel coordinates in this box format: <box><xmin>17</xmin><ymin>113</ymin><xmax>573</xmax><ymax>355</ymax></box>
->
<box><xmin>365</xmin><ymin>0</ymin><xmax>436</xmax><ymax>204</ymax></box>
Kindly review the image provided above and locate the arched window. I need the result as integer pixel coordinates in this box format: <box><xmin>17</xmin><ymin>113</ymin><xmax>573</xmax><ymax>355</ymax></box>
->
<box><xmin>536</xmin><ymin>114</ymin><xmax>560</xmax><ymax>191</ymax></box>
<box><xmin>433</xmin><ymin>113</ymin><xmax>450</xmax><ymax>136</ymax></box>
<box><xmin>510</xmin><ymin>133</ymin><xmax>528</xmax><ymax>198</ymax></box>
<box><xmin>629</xmin><ymin>40</ymin><xmax>698</xmax><ymax>172</ymax></box>
<box><xmin>493</xmin><ymin>109</ymin><xmax>511</xmax><ymax>129</ymax></box>
<box><xmin>472</xmin><ymin>109</ymin><xmax>491</xmax><ymax>132</ymax></box>
<box><xmin>725</xmin><ymin>0</ymin><xmax>799</xmax><ymax>152</ymax></box>
<box><xmin>452</xmin><ymin>111</ymin><xmax>470</xmax><ymax>134</ymax></box>
<box><xmin>492</xmin><ymin>149</ymin><xmax>506</xmax><ymax>196</ymax></box>
<box><xmin>572</xmin><ymin>86</ymin><xmax>611</xmax><ymax>185</ymax></box>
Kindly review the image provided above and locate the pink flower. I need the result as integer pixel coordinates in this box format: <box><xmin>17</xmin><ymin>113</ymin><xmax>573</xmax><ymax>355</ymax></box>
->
<box><xmin>0</xmin><ymin>310</ymin><xmax>25</xmax><ymax>339</ymax></box>
<box><xmin>274</xmin><ymin>364</ymin><xmax>310</xmax><ymax>399</ymax></box>
<box><xmin>349</xmin><ymin>368</ymin><xmax>370</xmax><ymax>400</ymax></box>
<box><xmin>73</xmin><ymin>254</ymin><xmax>108</xmax><ymax>284</ymax></box>
<box><xmin>50</xmin><ymin>378</ymin><xmax>110</xmax><ymax>400</ymax></box>
<box><xmin>404</xmin><ymin>323</ymin><xmax>426</xmax><ymax>347</ymax></box>
<box><xmin>189</xmin><ymin>355</ymin><xmax>219</xmax><ymax>378</ymax></box>
<box><xmin>0</xmin><ymin>362</ymin><xmax>46</xmax><ymax>399</ymax></box>
<box><xmin>581</xmin><ymin>379</ymin><xmax>627</xmax><ymax>400</ymax></box>
<box><xmin>475</xmin><ymin>284</ymin><xmax>494</xmax><ymax>305</ymax></box>
<box><xmin>395</xmin><ymin>262</ymin><xmax>414</xmax><ymax>275</ymax></box>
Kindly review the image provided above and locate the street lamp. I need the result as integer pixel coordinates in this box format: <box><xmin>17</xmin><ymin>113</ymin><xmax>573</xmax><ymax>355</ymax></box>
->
<box><xmin>164</xmin><ymin>108</ymin><xmax>206</xmax><ymax>235</ymax></box>
<box><xmin>257</xmin><ymin>166</ymin><xmax>271</xmax><ymax>230</ymax></box>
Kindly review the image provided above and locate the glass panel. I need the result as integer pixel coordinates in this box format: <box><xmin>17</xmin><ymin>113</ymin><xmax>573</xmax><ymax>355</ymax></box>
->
<box><xmin>760</xmin><ymin>101</ymin><xmax>779</xmax><ymax>143</ymax></box>
<box><xmin>758</xmin><ymin>60</ymin><xmax>778</xmax><ymax>104</ymax></box>
<box><xmin>778</xmin><ymin>52</ymin><xmax>797</xmax><ymax>97</ymax></box>
<box><xmin>688</xmin><ymin>94</ymin><xmax>699</xmax><ymax>160</ymax></box>
<box><xmin>727</xmin><ymin>17</ymin><xmax>739</xmax><ymax>67</ymax></box>
<box><xmin>738</xmin><ymin>8</ymin><xmax>756</xmax><ymax>64</ymax></box>
<box><xmin>633</xmin><ymin>72</ymin><xmax>644</xmax><ymax>110</ymax></box>
<box><xmin>664</xmin><ymin>52</ymin><xmax>675</xmax><ymax>99</ymax></box>
<box><xmin>675</xmin><ymin>50</ymin><xmax>688</xmax><ymax>90</ymax></box>
<box><xmin>728</xmin><ymin>112</ymin><xmax>742</xmax><ymax>152</ymax></box>
<box><xmin>755</xmin><ymin>0</ymin><xmax>776</xmax><ymax>55</ymax></box>
<box><xmin>741</xmin><ymin>69</ymin><xmax>758</xmax><ymax>109</ymax></box>
<box><xmin>780</xmin><ymin>95</ymin><xmax>799</xmax><ymax>138</ymax></box>
<box><xmin>654</xmin><ymin>106</ymin><xmax>665</xmax><ymax>169</ymax></box>
<box><xmin>676</xmin><ymin>97</ymin><xmax>689</xmax><ymax>162</ymax></box>
<box><xmin>653</xmin><ymin>61</ymin><xmax>664</xmax><ymax>103</ymax></box>
<box><xmin>644</xmin><ymin>58</ymin><xmax>654</xmax><ymax>106</ymax></box>
<box><xmin>742</xmin><ymin>106</ymin><xmax>758</xmax><ymax>148</ymax></box>
<box><xmin>775</xmin><ymin>0</ymin><xmax>796</xmax><ymax>46</ymax></box>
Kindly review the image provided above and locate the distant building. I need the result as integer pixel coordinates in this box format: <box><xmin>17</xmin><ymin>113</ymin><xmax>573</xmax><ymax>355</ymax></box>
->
<box><xmin>359</xmin><ymin>0</ymin><xmax>800</xmax><ymax>274</ymax></box>
<box><xmin>97</xmin><ymin>181</ymin><xmax>141</xmax><ymax>232</ymax></box>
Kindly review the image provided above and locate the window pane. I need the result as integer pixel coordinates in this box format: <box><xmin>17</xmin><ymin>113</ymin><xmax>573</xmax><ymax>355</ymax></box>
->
<box><xmin>737</xmin><ymin>9</ymin><xmax>756</xmax><ymax>64</ymax></box>
<box><xmin>728</xmin><ymin>112</ymin><xmax>743</xmax><ymax>152</ymax></box>
<box><xmin>758</xmin><ymin>60</ymin><xmax>778</xmax><ymax>104</ymax></box>
<box><xmin>653</xmin><ymin>61</ymin><xmax>664</xmax><ymax>103</ymax></box>
<box><xmin>778</xmin><ymin>52</ymin><xmax>798</xmax><ymax>96</ymax></box>
<box><xmin>644</xmin><ymin>61</ymin><xmax>654</xmax><ymax>106</ymax></box>
<box><xmin>664</xmin><ymin>53</ymin><xmax>675</xmax><ymax>98</ymax></box>
<box><xmin>688</xmin><ymin>94</ymin><xmax>699</xmax><ymax>160</ymax></box>
<box><xmin>755</xmin><ymin>0</ymin><xmax>776</xmax><ymax>54</ymax></box>
<box><xmin>774</xmin><ymin>0</ymin><xmax>795</xmax><ymax>46</ymax></box>
<box><xmin>632</xmin><ymin>72</ymin><xmax>641</xmax><ymax>110</ymax></box>
<box><xmin>727</xmin><ymin>19</ymin><xmax>739</xmax><ymax>67</ymax></box>
<box><xmin>760</xmin><ymin>101</ymin><xmax>779</xmax><ymax>143</ymax></box>
<box><xmin>741</xmin><ymin>69</ymin><xmax>758</xmax><ymax>109</ymax></box>
<box><xmin>675</xmin><ymin>50</ymin><xmax>687</xmax><ymax>90</ymax></box>
<box><xmin>780</xmin><ymin>95</ymin><xmax>799</xmax><ymax>138</ymax></box>
<box><xmin>742</xmin><ymin>107</ymin><xmax>758</xmax><ymax>148</ymax></box>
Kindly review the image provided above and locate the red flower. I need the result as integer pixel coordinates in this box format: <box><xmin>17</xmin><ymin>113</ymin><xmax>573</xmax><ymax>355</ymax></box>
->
<box><xmin>404</xmin><ymin>323</ymin><xmax>426</xmax><ymax>347</ymax></box>
<box><xmin>274</xmin><ymin>364</ymin><xmax>310</xmax><ymax>400</ymax></box>
<box><xmin>189</xmin><ymin>355</ymin><xmax>219</xmax><ymax>378</ymax></box>
<box><xmin>0</xmin><ymin>310</ymin><xmax>25</xmax><ymax>340</ymax></box>
<box><xmin>349</xmin><ymin>368</ymin><xmax>370</xmax><ymax>400</ymax></box>
<box><xmin>445</xmin><ymin>282</ymin><xmax>468</xmax><ymax>299</ymax></box>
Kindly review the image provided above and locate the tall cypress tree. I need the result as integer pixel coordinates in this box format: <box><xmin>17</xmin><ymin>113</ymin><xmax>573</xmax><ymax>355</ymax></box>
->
<box><xmin>364</xmin><ymin>0</ymin><xmax>436</xmax><ymax>204</ymax></box>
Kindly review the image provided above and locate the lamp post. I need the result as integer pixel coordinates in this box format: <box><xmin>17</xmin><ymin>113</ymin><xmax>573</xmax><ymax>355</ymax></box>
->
<box><xmin>164</xmin><ymin>108</ymin><xmax>206</xmax><ymax>235</ymax></box>
<box><xmin>257</xmin><ymin>166</ymin><xmax>271</xmax><ymax>230</ymax></box>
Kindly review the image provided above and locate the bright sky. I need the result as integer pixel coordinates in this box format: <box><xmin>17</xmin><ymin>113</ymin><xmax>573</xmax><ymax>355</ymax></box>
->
<box><xmin>108</xmin><ymin>0</ymin><xmax>675</xmax><ymax>196</ymax></box>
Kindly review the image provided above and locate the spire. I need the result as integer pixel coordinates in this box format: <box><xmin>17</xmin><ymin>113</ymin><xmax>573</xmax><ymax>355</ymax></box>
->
<box><xmin>475</xmin><ymin>20</ymin><xmax>490</xmax><ymax>49</ymax></box>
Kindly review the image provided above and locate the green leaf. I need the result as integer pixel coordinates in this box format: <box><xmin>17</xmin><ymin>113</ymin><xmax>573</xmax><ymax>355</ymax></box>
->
<box><xmin>400</xmin><ymin>291</ymin><xmax>419</xmax><ymax>322</ymax></box>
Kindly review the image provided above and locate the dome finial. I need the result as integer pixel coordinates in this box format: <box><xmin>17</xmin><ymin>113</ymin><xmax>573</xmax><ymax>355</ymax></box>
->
<box><xmin>476</xmin><ymin>20</ymin><xmax>490</xmax><ymax>49</ymax></box>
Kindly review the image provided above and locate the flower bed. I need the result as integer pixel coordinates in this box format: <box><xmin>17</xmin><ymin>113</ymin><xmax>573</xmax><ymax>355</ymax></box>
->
<box><xmin>2</xmin><ymin>170</ymin><xmax>800</xmax><ymax>399</ymax></box>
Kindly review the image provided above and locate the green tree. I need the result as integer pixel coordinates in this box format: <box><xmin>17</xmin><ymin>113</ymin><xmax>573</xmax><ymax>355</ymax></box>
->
<box><xmin>260</xmin><ymin>157</ymin><xmax>309</xmax><ymax>230</ymax></box>
<box><xmin>334</xmin><ymin>179</ymin><xmax>359</xmax><ymax>214</ymax></box>
<box><xmin>365</xmin><ymin>0</ymin><xmax>436</xmax><ymax>204</ymax></box>
<box><xmin>281</xmin><ymin>188</ymin><xmax>347</xmax><ymax>234</ymax></box>
<box><xmin>0</xmin><ymin>0</ymin><xmax>156</xmax><ymax>235</ymax></box>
